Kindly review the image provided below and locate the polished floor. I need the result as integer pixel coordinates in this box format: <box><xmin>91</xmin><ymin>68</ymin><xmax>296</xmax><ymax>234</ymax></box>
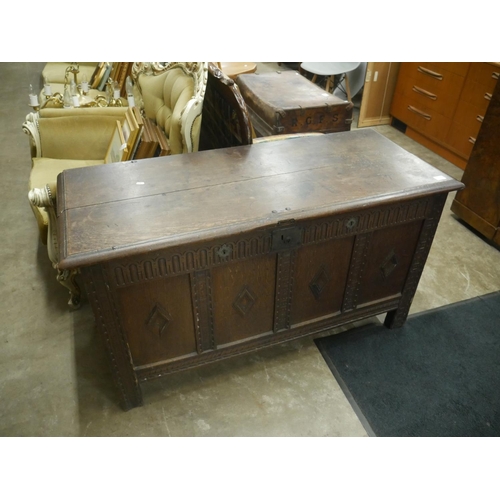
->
<box><xmin>1</xmin><ymin>62</ymin><xmax>499</xmax><ymax>437</ymax></box>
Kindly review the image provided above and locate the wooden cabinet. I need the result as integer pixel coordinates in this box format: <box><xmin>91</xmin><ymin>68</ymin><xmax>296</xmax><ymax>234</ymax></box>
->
<box><xmin>451</xmin><ymin>73</ymin><xmax>500</xmax><ymax>245</ymax></box>
<box><xmin>391</xmin><ymin>62</ymin><xmax>500</xmax><ymax>169</ymax></box>
<box><xmin>357</xmin><ymin>62</ymin><xmax>400</xmax><ymax>128</ymax></box>
<box><xmin>56</xmin><ymin>130</ymin><xmax>463</xmax><ymax>410</ymax></box>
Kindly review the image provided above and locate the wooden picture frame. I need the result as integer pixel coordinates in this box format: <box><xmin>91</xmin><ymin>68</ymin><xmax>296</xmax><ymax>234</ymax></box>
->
<box><xmin>123</xmin><ymin>107</ymin><xmax>142</xmax><ymax>160</ymax></box>
<box><xmin>105</xmin><ymin>120</ymin><xmax>128</xmax><ymax>164</ymax></box>
<box><xmin>91</xmin><ymin>62</ymin><xmax>107</xmax><ymax>89</ymax></box>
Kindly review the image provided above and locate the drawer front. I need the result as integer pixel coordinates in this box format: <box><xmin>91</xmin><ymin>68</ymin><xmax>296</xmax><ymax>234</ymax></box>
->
<box><xmin>391</xmin><ymin>91</ymin><xmax>452</xmax><ymax>143</ymax></box>
<box><xmin>449</xmin><ymin>125</ymin><xmax>476</xmax><ymax>160</ymax></box>
<box><xmin>460</xmin><ymin>63</ymin><xmax>499</xmax><ymax>115</ymax></box>
<box><xmin>467</xmin><ymin>62</ymin><xmax>500</xmax><ymax>90</ymax></box>
<box><xmin>460</xmin><ymin>78</ymin><xmax>496</xmax><ymax>114</ymax></box>
<box><xmin>447</xmin><ymin>97</ymin><xmax>489</xmax><ymax>158</ymax></box>
<box><xmin>423</xmin><ymin>62</ymin><xmax>470</xmax><ymax>77</ymax></box>
<box><xmin>395</xmin><ymin>63</ymin><xmax>465</xmax><ymax>118</ymax></box>
<box><xmin>452</xmin><ymin>100</ymin><xmax>485</xmax><ymax>138</ymax></box>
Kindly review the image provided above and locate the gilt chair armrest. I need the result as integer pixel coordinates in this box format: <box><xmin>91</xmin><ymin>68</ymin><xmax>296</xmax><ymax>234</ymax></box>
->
<box><xmin>29</xmin><ymin>185</ymin><xmax>59</xmax><ymax>265</ymax></box>
<box><xmin>22</xmin><ymin>112</ymin><xmax>42</xmax><ymax>158</ymax></box>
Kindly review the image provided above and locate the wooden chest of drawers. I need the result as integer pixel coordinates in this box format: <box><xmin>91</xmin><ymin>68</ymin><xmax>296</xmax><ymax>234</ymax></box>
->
<box><xmin>56</xmin><ymin>129</ymin><xmax>463</xmax><ymax>410</ymax></box>
<box><xmin>391</xmin><ymin>62</ymin><xmax>500</xmax><ymax>169</ymax></box>
<box><xmin>451</xmin><ymin>70</ymin><xmax>500</xmax><ymax>245</ymax></box>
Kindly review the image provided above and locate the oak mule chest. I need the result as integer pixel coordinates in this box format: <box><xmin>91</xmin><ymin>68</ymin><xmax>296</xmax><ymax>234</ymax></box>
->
<box><xmin>57</xmin><ymin>129</ymin><xmax>463</xmax><ymax>410</ymax></box>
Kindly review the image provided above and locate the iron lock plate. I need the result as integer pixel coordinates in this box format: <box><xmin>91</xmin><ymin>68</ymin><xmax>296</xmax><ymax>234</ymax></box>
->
<box><xmin>271</xmin><ymin>226</ymin><xmax>303</xmax><ymax>252</ymax></box>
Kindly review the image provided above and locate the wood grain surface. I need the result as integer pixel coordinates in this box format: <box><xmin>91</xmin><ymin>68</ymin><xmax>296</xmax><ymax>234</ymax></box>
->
<box><xmin>58</xmin><ymin>129</ymin><xmax>462</xmax><ymax>269</ymax></box>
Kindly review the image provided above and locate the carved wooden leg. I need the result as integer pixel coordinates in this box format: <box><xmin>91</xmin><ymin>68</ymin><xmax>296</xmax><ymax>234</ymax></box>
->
<box><xmin>82</xmin><ymin>265</ymin><xmax>143</xmax><ymax>410</ymax></box>
<box><xmin>56</xmin><ymin>268</ymin><xmax>81</xmax><ymax>310</ymax></box>
<box><xmin>384</xmin><ymin>193</ymin><xmax>447</xmax><ymax>329</ymax></box>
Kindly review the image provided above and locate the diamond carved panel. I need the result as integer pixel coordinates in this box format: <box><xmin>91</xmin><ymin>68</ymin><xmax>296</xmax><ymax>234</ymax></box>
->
<box><xmin>380</xmin><ymin>249</ymin><xmax>399</xmax><ymax>279</ymax></box>
<box><xmin>309</xmin><ymin>265</ymin><xmax>330</xmax><ymax>300</ymax></box>
<box><xmin>233</xmin><ymin>285</ymin><xmax>257</xmax><ymax>317</ymax></box>
<box><xmin>146</xmin><ymin>302</ymin><xmax>172</xmax><ymax>338</ymax></box>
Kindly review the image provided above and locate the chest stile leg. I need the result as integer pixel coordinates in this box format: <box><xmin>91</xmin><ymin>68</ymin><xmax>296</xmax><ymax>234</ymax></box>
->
<box><xmin>384</xmin><ymin>193</ymin><xmax>448</xmax><ymax>329</ymax></box>
<box><xmin>273</xmin><ymin>250</ymin><xmax>297</xmax><ymax>331</ymax></box>
<box><xmin>82</xmin><ymin>265</ymin><xmax>143</xmax><ymax>410</ymax></box>
<box><xmin>190</xmin><ymin>269</ymin><xmax>216</xmax><ymax>353</ymax></box>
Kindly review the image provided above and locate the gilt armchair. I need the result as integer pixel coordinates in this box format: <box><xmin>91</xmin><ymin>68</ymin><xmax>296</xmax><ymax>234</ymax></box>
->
<box><xmin>26</xmin><ymin>63</ymin><xmax>209</xmax><ymax>308</ymax></box>
<box><xmin>24</xmin><ymin>106</ymin><xmax>129</xmax><ymax>308</ymax></box>
<box><xmin>131</xmin><ymin>62</ymin><xmax>208</xmax><ymax>154</ymax></box>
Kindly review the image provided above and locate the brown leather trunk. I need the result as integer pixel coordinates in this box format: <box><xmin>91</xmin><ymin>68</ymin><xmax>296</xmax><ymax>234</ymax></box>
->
<box><xmin>236</xmin><ymin>71</ymin><xmax>353</xmax><ymax>136</ymax></box>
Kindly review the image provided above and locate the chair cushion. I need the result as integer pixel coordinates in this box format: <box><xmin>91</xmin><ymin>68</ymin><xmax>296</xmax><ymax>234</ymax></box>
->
<box><xmin>29</xmin><ymin>158</ymin><xmax>105</xmax><ymax>235</ymax></box>
<box><xmin>42</xmin><ymin>63</ymin><xmax>99</xmax><ymax>84</ymax></box>
<box><xmin>30</xmin><ymin>157</ymin><xmax>104</xmax><ymax>194</ymax></box>
<box><xmin>38</xmin><ymin>113</ymin><xmax>124</xmax><ymax>160</ymax></box>
<box><xmin>29</xmin><ymin>158</ymin><xmax>105</xmax><ymax>244</ymax></box>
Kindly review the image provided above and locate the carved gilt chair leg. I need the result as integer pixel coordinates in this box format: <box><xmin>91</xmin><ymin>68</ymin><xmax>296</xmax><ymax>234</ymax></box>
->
<box><xmin>56</xmin><ymin>267</ymin><xmax>81</xmax><ymax>310</ymax></box>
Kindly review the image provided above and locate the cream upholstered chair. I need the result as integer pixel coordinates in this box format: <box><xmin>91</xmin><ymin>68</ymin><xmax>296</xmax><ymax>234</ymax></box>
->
<box><xmin>25</xmin><ymin>64</ymin><xmax>208</xmax><ymax>308</ymax></box>
<box><xmin>24</xmin><ymin>106</ymin><xmax>129</xmax><ymax>308</ymax></box>
<box><xmin>131</xmin><ymin>62</ymin><xmax>208</xmax><ymax>154</ymax></box>
<box><xmin>39</xmin><ymin>63</ymin><xmax>122</xmax><ymax>105</ymax></box>
<box><xmin>41</xmin><ymin>62</ymin><xmax>100</xmax><ymax>85</ymax></box>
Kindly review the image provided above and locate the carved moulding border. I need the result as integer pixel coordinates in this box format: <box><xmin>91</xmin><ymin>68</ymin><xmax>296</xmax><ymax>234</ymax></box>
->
<box><xmin>301</xmin><ymin>197</ymin><xmax>431</xmax><ymax>246</ymax></box>
<box><xmin>112</xmin><ymin>234</ymin><xmax>272</xmax><ymax>288</ymax></box>
<box><xmin>111</xmin><ymin>197</ymin><xmax>431</xmax><ymax>289</ymax></box>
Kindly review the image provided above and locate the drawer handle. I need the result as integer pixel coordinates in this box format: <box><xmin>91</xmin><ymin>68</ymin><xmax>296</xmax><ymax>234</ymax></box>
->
<box><xmin>408</xmin><ymin>105</ymin><xmax>432</xmax><ymax>120</ymax></box>
<box><xmin>485</xmin><ymin>92</ymin><xmax>492</xmax><ymax>101</ymax></box>
<box><xmin>469</xmin><ymin>137</ymin><xmax>476</xmax><ymax>145</ymax></box>
<box><xmin>417</xmin><ymin>66</ymin><xmax>443</xmax><ymax>80</ymax></box>
<box><xmin>412</xmin><ymin>85</ymin><xmax>437</xmax><ymax>100</ymax></box>
<box><xmin>493</xmin><ymin>72</ymin><xmax>500</xmax><ymax>80</ymax></box>
<box><xmin>477</xmin><ymin>115</ymin><xmax>484</xmax><ymax>123</ymax></box>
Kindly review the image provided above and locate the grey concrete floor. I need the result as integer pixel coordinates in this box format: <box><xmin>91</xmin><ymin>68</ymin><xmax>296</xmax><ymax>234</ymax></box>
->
<box><xmin>1</xmin><ymin>62</ymin><xmax>499</xmax><ymax>437</ymax></box>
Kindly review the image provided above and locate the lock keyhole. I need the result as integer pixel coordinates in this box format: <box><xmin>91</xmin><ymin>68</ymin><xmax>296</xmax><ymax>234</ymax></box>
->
<box><xmin>271</xmin><ymin>225</ymin><xmax>302</xmax><ymax>252</ymax></box>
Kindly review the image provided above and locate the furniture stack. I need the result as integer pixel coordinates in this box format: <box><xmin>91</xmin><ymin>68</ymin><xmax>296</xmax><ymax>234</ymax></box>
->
<box><xmin>24</xmin><ymin>62</ymin><xmax>209</xmax><ymax>307</ymax></box>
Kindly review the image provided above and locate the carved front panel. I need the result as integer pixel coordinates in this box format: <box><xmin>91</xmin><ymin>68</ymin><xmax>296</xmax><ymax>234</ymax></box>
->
<box><xmin>211</xmin><ymin>254</ymin><xmax>276</xmax><ymax>346</ymax></box>
<box><xmin>115</xmin><ymin>273</ymin><xmax>197</xmax><ymax>366</ymax></box>
<box><xmin>356</xmin><ymin>220</ymin><xmax>424</xmax><ymax>306</ymax></box>
<box><xmin>291</xmin><ymin>237</ymin><xmax>354</xmax><ymax>326</ymax></box>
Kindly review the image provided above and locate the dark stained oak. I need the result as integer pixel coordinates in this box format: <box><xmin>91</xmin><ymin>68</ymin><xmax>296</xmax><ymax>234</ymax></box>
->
<box><xmin>57</xmin><ymin>129</ymin><xmax>463</xmax><ymax>410</ymax></box>
<box><xmin>58</xmin><ymin>130</ymin><xmax>461</xmax><ymax>269</ymax></box>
